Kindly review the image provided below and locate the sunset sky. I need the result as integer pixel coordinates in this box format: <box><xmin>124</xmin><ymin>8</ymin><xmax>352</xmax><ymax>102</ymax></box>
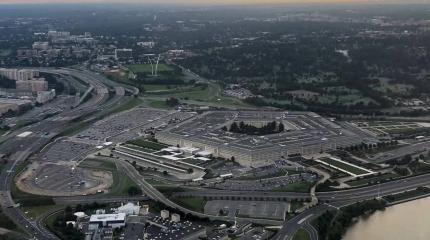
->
<box><xmin>0</xmin><ymin>0</ymin><xmax>427</xmax><ymax>5</ymax></box>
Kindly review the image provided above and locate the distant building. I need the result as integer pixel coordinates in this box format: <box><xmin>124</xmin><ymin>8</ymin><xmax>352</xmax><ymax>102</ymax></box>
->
<box><xmin>0</xmin><ymin>68</ymin><xmax>39</xmax><ymax>81</ymax></box>
<box><xmin>32</xmin><ymin>42</ymin><xmax>50</xmax><ymax>51</ymax></box>
<box><xmin>0</xmin><ymin>98</ymin><xmax>32</xmax><ymax>116</ymax></box>
<box><xmin>88</xmin><ymin>213</ymin><xmax>126</xmax><ymax>230</ymax></box>
<box><xmin>36</xmin><ymin>89</ymin><xmax>56</xmax><ymax>104</ymax></box>
<box><xmin>114</xmin><ymin>49</ymin><xmax>133</xmax><ymax>60</ymax></box>
<box><xmin>137</xmin><ymin>41</ymin><xmax>155</xmax><ymax>48</ymax></box>
<box><xmin>16</xmin><ymin>80</ymin><xmax>48</xmax><ymax>92</ymax></box>
<box><xmin>47</xmin><ymin>31</ymin><xmax>71</xmax><ymax>39</ymax></box>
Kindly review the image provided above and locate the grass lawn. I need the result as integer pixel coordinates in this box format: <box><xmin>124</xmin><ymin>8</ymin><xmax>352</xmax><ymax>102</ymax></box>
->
<box><xmin>144</xmin><ymin>84</ymin><xmax>171</xmax><ymax>91</ymax></box>
<box><xmin>384</xmin><ymin>187</ymin><xmax>430</xmax><ymax>203</ymax></box>
<box><xmin>0</xmin><ymin>209</ymin><xmax>18</xmax><ymax>231</ymax></box>
<box><xmin>273</xmin><ymin>182</ymin><xmax>313</xmax><ymax>193</ymax></box>
<box><xmin>347</xmin><ymin>173</ymin><xmax>399</xmax><ymax>187</ymax></box>
<box><xmin>127</xmin><ymin>64</ymin><xmax>174</xmax><ymax>73</ymax></box>
<box><xmin>145</xmin><ymin>179</ymin><xmax>168</xmax><ymax>186</ymax></box>
<box><xmin>79</xmin><ymin>159</ymin><xmax>139</xmax><ymax>196</ymax></box>
<box><xmin>127</xmin><ymin>139</ymin><xmax>168</xmax><ymax>151</ymax></box>
<box><xmin>109</xmin><ymin>97</ymin><xmax>143</xmax><ymax>114</ymax></box>
<box><xmin>172</xmin><ymin>197</ymin><xmax>207</xmax><ymax>212</ymax></box>
<box><xmin>172</xmin><ymin>88</ymin><xmax>211</xmax><ymax>99</ymax></box>
<box><xmin>123</xmin><ymin>144</ymin><xmax>157</xmax><ymax>153</ymax></box>
<box><xmin>292</xmin><ymin>228</ymin><xmax>311</xmax><ymax>240</ymax></box>
<box><xmin>319</xmin><ymin>157</ymin><xmax>370</xmax><ymax>175</ymax></box>
<box><xmin>148</xmin><ymin>99</ymin><xmax>170</xmax><ymax>109</ymax></box>
<box><xmin>290</xmin><ymin>201</ymin><xmax>305</xmax><ymax>212</ymax></box>
<box><xmin>21</xmin><ymin>205</ymin><xmax>61</xmax><ymax>220</ymax></box>
<box><xmin>155</xmin><ymin>186</ymin><xmax>186</xmax><ymax>197</ymax></box>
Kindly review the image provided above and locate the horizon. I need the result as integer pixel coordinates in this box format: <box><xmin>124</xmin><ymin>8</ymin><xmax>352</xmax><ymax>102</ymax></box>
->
<box><xmin>1</xmin><ymin>0</ymin><xmax>430</xmax><ymax>6</ymax></box>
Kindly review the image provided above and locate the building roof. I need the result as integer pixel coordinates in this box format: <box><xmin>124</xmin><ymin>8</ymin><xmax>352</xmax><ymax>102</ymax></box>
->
<box><xmin>89</xmin><ymin>213</ymin><xmax>126</xmax><ymax>222</ymax></box>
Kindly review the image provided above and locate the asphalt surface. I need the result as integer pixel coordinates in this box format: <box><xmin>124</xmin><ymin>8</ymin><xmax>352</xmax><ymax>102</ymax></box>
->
<box><xmin>272</xmin><ymin>204</ymin><xmax>332</xmax><ymax>240</ymax></box>
<box><xmin>0</xmin><ymin>67</ymin><xmax>133</xmax><ymax>239</ymax></box>
<box><xmin>114</xmin><ymin>157</ymin><xmax>284</xmax><ymax>226</ymax></box>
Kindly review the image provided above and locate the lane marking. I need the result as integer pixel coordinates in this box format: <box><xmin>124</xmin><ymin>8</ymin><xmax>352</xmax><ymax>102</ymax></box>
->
<box><xmin>298</xmin><ymin>214</ymin><xmax>314</xmax><ymax>224</ymax></box>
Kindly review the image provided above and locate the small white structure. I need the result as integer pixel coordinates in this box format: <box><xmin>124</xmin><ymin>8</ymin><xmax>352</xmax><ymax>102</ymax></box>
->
<box><xmin>196</xmin><ymin>150</ymin><xmax>212</xmax><ymax>157</ymax></box>
<box><xmin>116</xmin><ymin>202</ymin><xmax>140</xmax><ymax>216</ymax></box>
<box><xmin>95</xmin><ymin>209</ymin><xmax>106</xmax><ymax>215</ymax></box>
<box><xmin>140</xmin><ymin>205</ymin><xmax>149</xmax><ymax>215</ymax></box>
<box><xmin>171</xmin><ymin>213</ymin><xmax>180</xmax><ymax>223</ymax></box>
<box><xmin>161</xmin><ymin>210</ymin><xmax>170</xmax><ymax>219</ymax></box>
<box><xmin>74</xmin><ymin>212</ymin><xmax>87</xmax><ymax>220</ymax></box>
<box><xmin>17</xmin><ymin>131</ymin><xmax>32</xmax><ymax>138</ymax></box>
<box><xmin>88</xmin><ymin>213</ymin><xmax>126</xmax><ymax>230</ymax></box>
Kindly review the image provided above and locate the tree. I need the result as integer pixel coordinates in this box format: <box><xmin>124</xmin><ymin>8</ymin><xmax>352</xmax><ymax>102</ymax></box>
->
<box><xmin>279</xmin><ymin>122</ymin><xmax>285</xmax><ymax>132</ymax></box>
<box><xmin>230</xmin><ymin>122</ymin><xmax>239</xmax><ymax>132</ymax></box>
<box><xmin>187</xmin><ymin>168</ymin><xmax>194</xmax><ymax>174</ymax></box>
<box><xmin>165</xmin><ymin>97</ymin><xmax>180</xmax><ymax>107</ymax></box>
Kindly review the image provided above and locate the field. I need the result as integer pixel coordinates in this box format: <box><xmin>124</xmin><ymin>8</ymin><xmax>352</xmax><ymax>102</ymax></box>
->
<box><xmin>172</xmin><ymin>197</ymin><xmax>207</xmax><ymax>212</ymax></box>
<box><xmin>127</xmin><ymin>139</ymin><xmax>168</xmax><ymax>151</ymax></box>
<box><xmin>292</xmin><ymin>228</ymin><xmax>311</xmax><ymax>240</ymax></box>
<box><xmin>108</xmin><ymin>97</ymin><xmax>143</xmax><ymax>115</ymax></box>
<box><xmin>79</xmin><ymin>158</ymin><xmax>140</xmax><ymax>196</ymax></box>
<box><xmin>22</xmin><ymin>205</ymin><xmax>61</xmax><ymax>220</ymax></box>
<box><xmin>127</xmin><ymin>64</ymin><xmax>174</xmax><ymax>73</ymax></box>
<box><xmin>384</xmin><ymin>187</ymin><xmax>430</xmax><ymax>203</ymax></box>
<box><xmin>346</xmin><ymin>173</ymin><xmax>400</xmax><ymax>187</ymax></box>
<box><xmin>318</xmin><ymin>157</ymin><xmax>371</xmax><ymax>176</ymax></box>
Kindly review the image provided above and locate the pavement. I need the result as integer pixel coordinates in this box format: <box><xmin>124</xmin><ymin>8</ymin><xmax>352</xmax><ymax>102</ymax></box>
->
<box><xmin>0</xmin><ymin>67</ymin><xmax>135</xmax><ymax>239</ymax></box>
<box><xmin>272</xmin><ymin>204</ymin><xmax>332</xmax><ymax>240</ymax></box>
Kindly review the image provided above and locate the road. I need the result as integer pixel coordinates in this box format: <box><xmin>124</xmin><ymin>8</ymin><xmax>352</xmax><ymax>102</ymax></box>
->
<box><xmin>114</xmin><ymin>158</ymin><xmax>284</xmax><ymax>226</ymax></box>
<box><xmin>0</xmin><ymin>67</ymin><xmax>134</xmax><ymax>239</ymax></box>
<box><xmin>272</xmin><ymin>204</ymin><xmax>331</xmax><ymax>240</ymax></box>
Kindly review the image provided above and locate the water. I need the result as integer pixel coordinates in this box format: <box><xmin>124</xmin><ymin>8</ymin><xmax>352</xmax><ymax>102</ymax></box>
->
<box><xmin>343</xmin><ymin>197</ymin><xmax>430</xmax><ymax>240</ymax></box>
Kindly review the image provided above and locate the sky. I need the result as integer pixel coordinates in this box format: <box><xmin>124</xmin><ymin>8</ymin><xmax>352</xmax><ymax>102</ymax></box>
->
<box><xmin>0</xmin><ymin>0</ymin><xmax>428</xmax><ymax>5</ymax></box>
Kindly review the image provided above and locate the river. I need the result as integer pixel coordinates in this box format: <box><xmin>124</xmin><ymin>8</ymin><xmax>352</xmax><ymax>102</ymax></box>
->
<box><xmin>343</xmin><ymin>197</ymin><xmax>430</xmax><ymax>240</ymax></box>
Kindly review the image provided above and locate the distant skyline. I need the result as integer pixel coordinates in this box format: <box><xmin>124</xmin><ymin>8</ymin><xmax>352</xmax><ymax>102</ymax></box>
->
<box><xmin>1</xmin><ymin>0</ymin><xmax>429</xmax><ymax>5</ymax></box>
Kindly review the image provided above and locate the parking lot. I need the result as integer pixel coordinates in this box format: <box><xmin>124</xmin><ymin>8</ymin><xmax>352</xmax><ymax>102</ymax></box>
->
<box><xmin>16</xmin><ymin>163</ymin><xmax>113</xmax><ymax>196</ymax></box>
<box><xmin>204</xmin><ymin>200</ymin><xmax>289</xmax><ymax>220</ymax></box>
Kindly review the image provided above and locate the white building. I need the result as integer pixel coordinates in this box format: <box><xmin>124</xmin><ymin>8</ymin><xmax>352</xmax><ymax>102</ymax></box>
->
<box><xmin>0</xmin><ymin>68</ymin><xmax>39</xmax><ymax>81</ymax></box>
<box><xmin>32</xmin><ymin>42</ymin><xmax>50</xmax><ymax>51</ymax></box>
<box><xmin>160</xmin><ymin>210</ymin><xmax>169</xmax><ymax>219</ymax></box>
<box><xmin>115</xmin><ymin>202</ymin><xmax>140</xmax><ymax>216</ymax></box>
<box><xmin>36</xmin><ymin>89</ymin><xmax>56</xmax><ymax>104</ymax></box>
<box><xmin>88</xmin><ymin>213</ymin><xmax>126</xmax><ymax>230</ymax></box>
<box><xmin>137</xmin><ymin>41</ymin><xmax>155</xmax><ymax>48</ymax></box>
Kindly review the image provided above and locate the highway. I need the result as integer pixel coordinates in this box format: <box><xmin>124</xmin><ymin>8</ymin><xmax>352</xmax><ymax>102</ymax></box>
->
<box><xmin>0</xmin><ymin>67</ymin><xmax>133</xmax><ymax>239</ymax></box>
<box><xmin>114</xmin><ymin>158</ymin><xmax>284</xmax><ymax>226</ymax></box>
<box><xmin>174</xmin><ymin>173</ymin><xmax>430</xmax><ymax>207</ymax></box>
<box><xmin>272</xmin><ymin>204</ymin><xmax>332</xmax><ymax>240</ymax></box>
